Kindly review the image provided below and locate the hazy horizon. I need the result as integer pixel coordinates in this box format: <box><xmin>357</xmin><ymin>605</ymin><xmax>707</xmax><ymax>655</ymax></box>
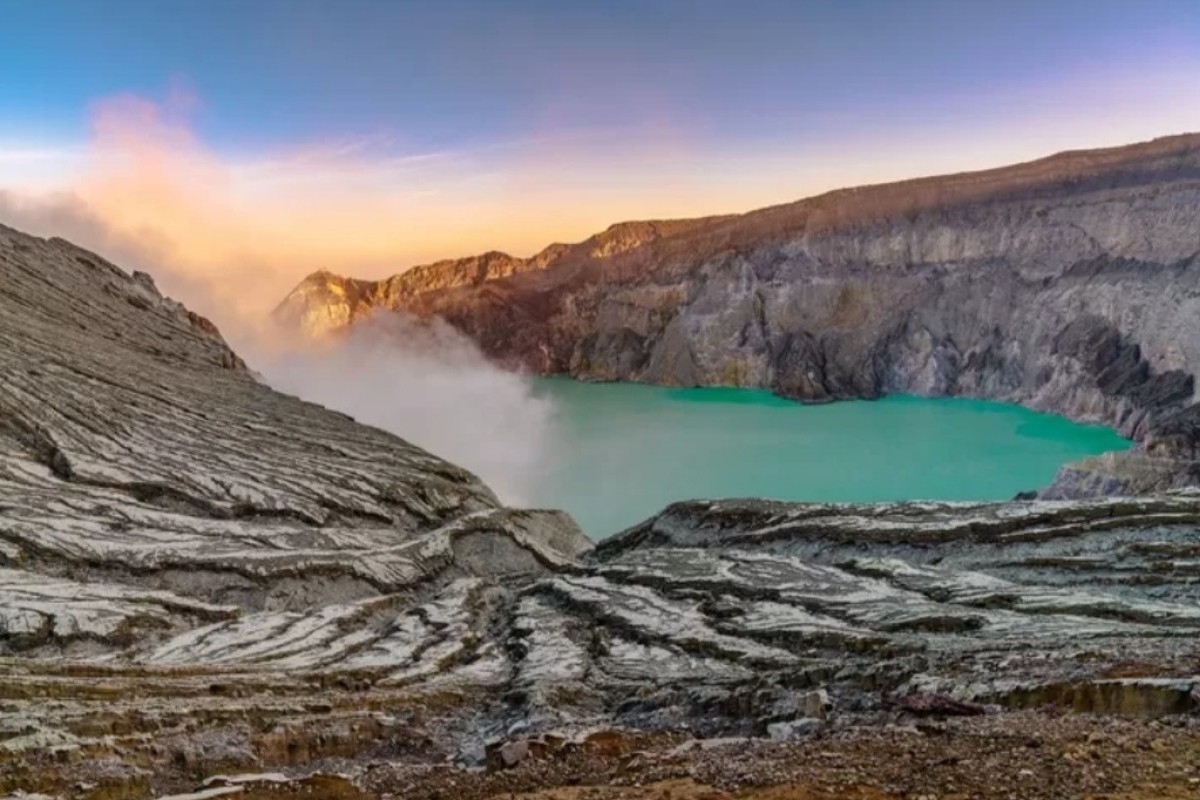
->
<box><xmin>3</xmin><ymin>0</ymin><xmax>1200</xmax><ymax>330</ymax></box>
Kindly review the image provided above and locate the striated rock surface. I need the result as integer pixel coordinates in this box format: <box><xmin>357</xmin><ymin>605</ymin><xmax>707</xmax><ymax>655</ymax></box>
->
<box><xmin>4</xmin><ymin>215</ymin><xmax>1200</xmax><ymax>799</ymax></box>
<box><xmin>277</xmin><ymin>134</ymin><xmax>1200</xmax><ymax>492</ymax></box>
<box><xmin>6</xmin><ymin>485</ymin><xmax>1200</xmax><ymax>796</ymax></box>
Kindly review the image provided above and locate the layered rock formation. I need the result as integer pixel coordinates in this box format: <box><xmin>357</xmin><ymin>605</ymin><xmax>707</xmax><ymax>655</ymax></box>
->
<box><xmin>277</xmin><ymin>134</ymin><xmax>1200</xmax><ymax>492</ymax></box>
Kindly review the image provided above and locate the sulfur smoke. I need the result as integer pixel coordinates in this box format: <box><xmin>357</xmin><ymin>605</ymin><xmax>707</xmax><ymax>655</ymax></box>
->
<box><xmin>255</xmin><ymin>314</ymin><xmax>558</xmax><ymax>505</ymax></box>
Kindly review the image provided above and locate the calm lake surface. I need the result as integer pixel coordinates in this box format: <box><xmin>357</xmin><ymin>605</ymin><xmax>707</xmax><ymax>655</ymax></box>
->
<box><xmin>527</xmin><ymin>378</ymin><xmax>1130</xmax><ymax>538</ymax></box>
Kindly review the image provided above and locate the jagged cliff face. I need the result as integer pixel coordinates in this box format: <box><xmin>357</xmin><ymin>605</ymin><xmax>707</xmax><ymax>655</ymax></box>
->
<box><xmin>278</xmin><ymin>135</ymin><xmax>1200</xmax><ymax>475</ymax></box>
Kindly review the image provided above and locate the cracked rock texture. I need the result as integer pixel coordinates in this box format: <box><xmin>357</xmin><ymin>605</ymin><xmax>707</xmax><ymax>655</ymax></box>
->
<box><xmin>277</xmin><ymin>133</ymin><xmax>1200</xmax><ymax>494</ymax></box>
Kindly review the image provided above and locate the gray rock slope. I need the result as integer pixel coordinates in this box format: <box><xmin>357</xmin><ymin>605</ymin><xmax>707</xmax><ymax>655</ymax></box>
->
<box><xmin>0</xmin><ymin>222</ymin><xmax>588</xmax><ymax>648</ymax></box>
<box><xmin>2</xmin><ymin>220</ymin><xmax>1199</xmax><ymax>796</ymax></box>
<box><xmin>277</xmin><ymin>133</ymin><xmax>1200</xmax><ymax>493</ymax></box>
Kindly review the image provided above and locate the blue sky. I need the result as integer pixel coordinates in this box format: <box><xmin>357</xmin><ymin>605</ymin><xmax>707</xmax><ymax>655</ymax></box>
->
<box><xmin>4</xmin><ymin>0</ymin><xmax>1198</xmax><ymax>159</ymax></box>
<box><xmin>1</xmin><ymin>0</ymin><xmax>1198</xmax><ymax>321</ymax></box>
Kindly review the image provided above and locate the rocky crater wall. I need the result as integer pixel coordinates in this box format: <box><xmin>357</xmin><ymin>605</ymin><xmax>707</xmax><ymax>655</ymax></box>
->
<box><xmin>277</xmin><ymin>134</ymin><xmax>1200</xmax><ymax>494</ymax></box>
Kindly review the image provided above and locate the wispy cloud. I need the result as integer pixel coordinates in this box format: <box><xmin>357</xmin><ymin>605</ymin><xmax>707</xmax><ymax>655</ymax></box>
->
<box><xmin>0</xmin><ymin>146</ymin><xmax>79</xmax><ymax>162</ymax></box>
<box><xmin>0</xmin><ymin>143</ymin><xmax>85</xmax><ymax>190</ymax></box>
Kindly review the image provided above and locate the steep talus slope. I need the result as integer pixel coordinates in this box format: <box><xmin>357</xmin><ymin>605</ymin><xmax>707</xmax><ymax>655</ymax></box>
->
<box><xmin>278</xmin><ymin>134</ymin><xmax>1200</xmax><ymax>493</ymax></box>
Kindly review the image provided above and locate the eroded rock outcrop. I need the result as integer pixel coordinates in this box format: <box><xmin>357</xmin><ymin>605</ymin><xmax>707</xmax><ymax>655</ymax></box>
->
<box><xmin>277</xmin><ymin>134</ymin><xmax>1200</xmax><ymax>492</ymax></box>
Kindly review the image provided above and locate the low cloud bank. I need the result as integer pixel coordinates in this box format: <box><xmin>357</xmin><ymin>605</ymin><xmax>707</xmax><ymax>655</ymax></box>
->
<box><xmin>256</xmin><ymin>313</ymin><xmax>558</xmax><ymax>506</ymax></box>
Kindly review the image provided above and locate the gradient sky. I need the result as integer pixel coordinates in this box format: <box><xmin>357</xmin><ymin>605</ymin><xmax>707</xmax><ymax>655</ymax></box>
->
<box><xmin>1</xmin><ymin>0</ymin><xmax>1198</xmax><ymax>323</ymax></box>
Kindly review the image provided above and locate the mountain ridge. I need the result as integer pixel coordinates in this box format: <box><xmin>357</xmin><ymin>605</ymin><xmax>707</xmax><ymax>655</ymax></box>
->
<box><xmin>276</xmin><ymin>131</ymin><xmax>1200</xmax><ymax>338</ymax></box>
<box><xmin>276</xmin><ymin>132</ymin><xmax>1200</xmax><ymax>495</ymax></box>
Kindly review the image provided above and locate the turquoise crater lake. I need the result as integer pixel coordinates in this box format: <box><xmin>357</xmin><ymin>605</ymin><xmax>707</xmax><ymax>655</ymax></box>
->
<box><xmin>527</xmin><ymin>378</ymin><xmax>1130</xmax><ymax>538</ymax></box>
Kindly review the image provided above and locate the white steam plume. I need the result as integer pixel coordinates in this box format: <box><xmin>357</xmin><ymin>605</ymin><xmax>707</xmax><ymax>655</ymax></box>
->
<box><xmin>255</xmin><ymin>313</ymin><xmax>558</xmax><ymax>505</ymax></box>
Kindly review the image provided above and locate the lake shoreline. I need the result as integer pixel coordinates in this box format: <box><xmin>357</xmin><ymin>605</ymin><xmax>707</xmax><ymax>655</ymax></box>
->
<box><xmin>528</xmin><ymin>377</ymin><xmax>1131</xmax><ymax>538</ymax></box>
